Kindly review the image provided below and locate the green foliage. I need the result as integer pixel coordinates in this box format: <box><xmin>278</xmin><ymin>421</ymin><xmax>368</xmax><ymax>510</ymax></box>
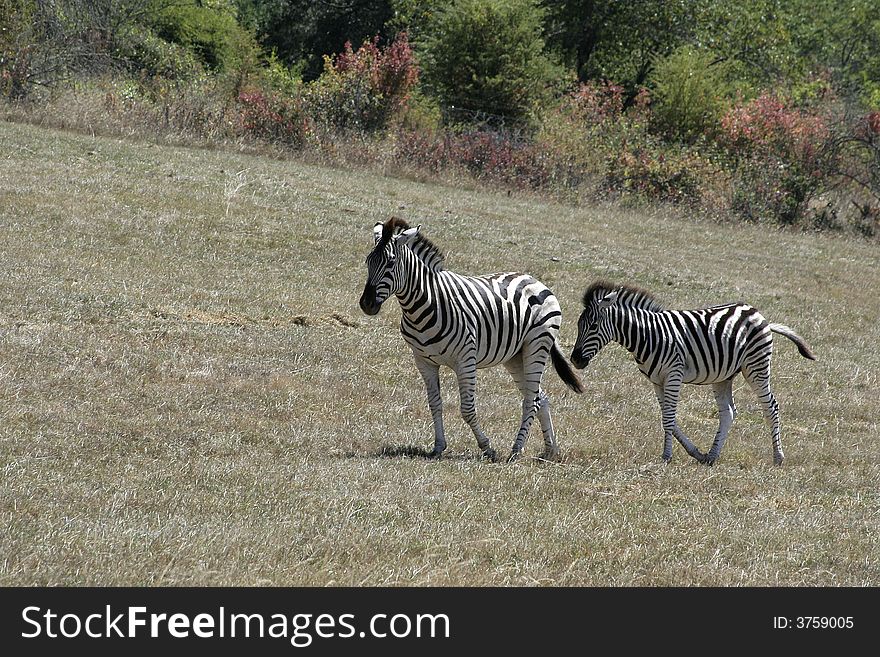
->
<box><xmin>694</xmin><ymin>0</ymin><xmax>799</xmax><ymax>86</ymax></box>
<box><xmin>649</xmin><ymin>46</ymin><xmax>734</xmax><ymax>143</ymax></box>
<box><xmin>543</xmin><ymin>0</ymin><xmax>700</xmax><ymax>93</ymax></box>
<box><xmin>240</xmin><ymin>0</ymin><xmax>395</xmax><ymax>81</ymax></box>
<box><xmin>261</xmin><ymin>50</ymin><xmax>302</xmax><ymax>97</ymax></box>
<box><xmin>418</xmin><ymin>0</ymin><xmax>570</xmax><ymax>124</ymax></box>
<box><xmin>146</xmin><ymin>0</ymin><xmax>255</xmax><ymax>72</ymax></box>
<box><xmin>114</xmin><ymin>28</ymin><xmax>205</xmax><ymax>82</ymax></box>
<box><xmin>787</xmin><ymin>0</ymin><xmax>880</xmax><ymax>108</ymax></box>
<box><xmin>0</xmin><ymin>0</ymin><xmax>36</xmax><ymax>99</ymax></box>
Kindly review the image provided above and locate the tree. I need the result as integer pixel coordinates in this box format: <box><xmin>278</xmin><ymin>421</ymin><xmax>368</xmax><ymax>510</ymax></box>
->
<box><xmin>239</xmin><ymin>0</ymin><xmax>395</xmax><ymax>81</ymax></box>
<box><xmin>542</xmin><ymin>0</ymin><xmax>699</xmax><ymax>94</ymax></box>
<box><xmin>419</xmin><ymin>0</ymin><xmax>568</xmax><ymax>124</ymax></box>
<box><xmin>0</xmin><ymin>0</ymin><xmax>151</xmax><ymax>99</ymax></box>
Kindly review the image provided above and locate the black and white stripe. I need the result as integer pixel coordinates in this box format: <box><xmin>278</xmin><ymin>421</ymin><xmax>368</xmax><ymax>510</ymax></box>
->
<box><xmin>570</xmin><ymin>281</ymin><xmax>816</xmax><ymax>465</ymax></box>
<box><xmin>359</xmin><ymin>217</ymin><xmax>583</xmax><ymax>461</ymax></box>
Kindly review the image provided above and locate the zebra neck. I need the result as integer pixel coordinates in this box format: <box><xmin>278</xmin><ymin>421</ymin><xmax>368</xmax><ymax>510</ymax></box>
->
<box><xmin>395</xmin><ymin>248</ymin><xmax>436</xmax><ymax>314</ymax></box>
<box><xmin>611</xmin><ymin>306</ymin><xmax>654</xmax><ymax>362</ymax></box>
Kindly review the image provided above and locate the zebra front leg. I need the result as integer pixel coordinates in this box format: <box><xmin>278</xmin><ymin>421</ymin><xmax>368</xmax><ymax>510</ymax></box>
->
<box><xmin>415</xmin><ymin>359</ymin><xmax>446</xmax><ymax>458</ymax></box>
<box><xmin>454</xmin><ymin>359</ymin><xmax>497</xmax><ymax>462</ymax></box>
<box><xmin>653</xmin><ymin>379</ymin><xmax>706</xmax><ymax>463</ymax></box>
<box><xmin>706</xmin><ymin>380</ymin><xmax>736</xmax><ymax>465</ymax></box>
<box><xmin>652</xmin><ymin>383</ymin><xmax>675</xmax><ymax>462</ymax></box>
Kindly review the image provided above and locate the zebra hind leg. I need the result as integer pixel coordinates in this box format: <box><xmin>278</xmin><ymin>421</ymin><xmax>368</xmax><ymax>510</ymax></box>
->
<box><xmin>535</xmin><ymin>389</ymin><xmax>560</xmax><ymax>460</ymax></box>
<box><xmin>507</xmin><ymin>395</ymin><xmax>539</xmax><ymax>463</ymax></box>
<box><xmin>743</xmin><ymin>365</ymin><xmax>784</xmax><ymax>465</ymax></box>
<box><xmin>503</xmin><ymin>350</ymin><xmax>547</xmax><ymax>462</ymax></box>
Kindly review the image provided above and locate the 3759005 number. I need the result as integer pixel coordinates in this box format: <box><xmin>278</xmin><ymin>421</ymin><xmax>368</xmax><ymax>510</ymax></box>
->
<box><xmin>796</xmin><ymin>617</ymin><xmax>853</xmax><ymax>629</ymax></box>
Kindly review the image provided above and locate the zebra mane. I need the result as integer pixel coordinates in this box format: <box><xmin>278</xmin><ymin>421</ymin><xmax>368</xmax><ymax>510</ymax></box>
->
<box><xmin>582</xmin><ymin>280</ymin><xmax>665</xmax><ymax>312</ymax></box>
<box><xmin>379</xmin><ymin>216</ymin><xmax>446</xmax><ymax>272</ymax></box>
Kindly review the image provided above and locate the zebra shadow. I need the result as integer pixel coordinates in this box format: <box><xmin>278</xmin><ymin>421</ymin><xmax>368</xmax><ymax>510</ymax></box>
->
<box><xmin>367</xmin><ymin>444</ymin><xmax>494</xmax><ymax>461</ymax></box>
<box><xmin>377</xmin><ymin>444</ymin><xmax>433</xmax><ymax>458</ymax></box>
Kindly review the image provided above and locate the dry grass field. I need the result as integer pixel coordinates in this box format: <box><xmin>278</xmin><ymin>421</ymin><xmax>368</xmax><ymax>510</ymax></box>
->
<box><xmin>1</xmin><ymin>120</ymin><xmax>878</xmax><ymax>586</ymax></box>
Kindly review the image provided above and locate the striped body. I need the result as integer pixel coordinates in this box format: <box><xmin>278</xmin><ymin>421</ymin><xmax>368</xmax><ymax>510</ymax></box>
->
<box><xmin>399</xmin><ymin>271</ymin><xmax>559</xmax><ymax>369</ymax></box>
<box><xmin>612</xmin><ymin>302</ymin><xmax>773</xmax><ymax>386</ymax></box>
<box><xmin>571</xmin><ymin>281</ymin><xmax>815</xmax><ymax>465</ymax></box>
<box><xmin>360</xmin><ymin>218</ymin><xmax>582</xmax><ymax>461</ymax></box>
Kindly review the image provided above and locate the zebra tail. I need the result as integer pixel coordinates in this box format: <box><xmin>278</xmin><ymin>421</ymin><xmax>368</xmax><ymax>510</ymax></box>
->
<box><xmin>551</xmin><ymin>342</ymin><xmax>585</xmax><ymax>393</ymax></box>
<box><xmin>769</xmin><ymin>323</ymin><xmax>817</xmax><ymax>361</ymax></box>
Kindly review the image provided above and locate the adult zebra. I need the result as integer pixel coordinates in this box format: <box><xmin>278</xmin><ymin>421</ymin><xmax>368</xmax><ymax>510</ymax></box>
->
<box><xmin>359</xmin><ymin>217</ymin><xmax>583</xmax><ymax>462</ymax></box>
<box><xmin>570</xmin><ymin>281</ymin><xmax>816</xmax><ymax>465</ymax></box>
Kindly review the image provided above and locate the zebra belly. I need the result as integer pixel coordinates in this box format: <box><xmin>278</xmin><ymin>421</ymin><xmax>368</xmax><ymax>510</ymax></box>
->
<box><xmin>403</xmin><ymin>333</ymin><xmax>524</xmax><ymax>369</ymax></box>
<box><xmin>638</xmin><ymin>358</ymin><xmax>743</xmax><ymax>385</ymax></box>
<box><xmin>681</xmin><ymin>359</ymin><xmax>743</xmax><ymax>384</ymax></box>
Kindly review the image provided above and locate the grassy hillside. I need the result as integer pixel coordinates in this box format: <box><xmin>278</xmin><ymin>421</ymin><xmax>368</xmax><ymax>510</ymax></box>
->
<box><xmin>1</xmin><ymin>120</ymin><xmax>877</xmax><ymax>586</ymax></box>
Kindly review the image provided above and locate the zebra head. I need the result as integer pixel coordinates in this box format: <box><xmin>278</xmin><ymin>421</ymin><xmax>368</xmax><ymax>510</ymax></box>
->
<box><xmin>359</xmin><ymin>219</ymin><xmax>420</xmax><ymax>315</ymax></box>
<box><xmin>571</xmin><ymin>286</ymin><xmax>619</xmax><ymax>369</ymax></box>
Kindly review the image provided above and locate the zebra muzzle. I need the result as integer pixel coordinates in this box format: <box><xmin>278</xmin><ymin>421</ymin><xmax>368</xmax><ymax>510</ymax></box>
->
<box><xmin>359</xmin><ymin>285</ymin><xmax>381</xmax><ymax>315</ymax></box>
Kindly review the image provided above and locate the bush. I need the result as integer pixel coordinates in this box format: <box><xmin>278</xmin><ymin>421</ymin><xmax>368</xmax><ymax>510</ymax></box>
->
<box><xmin>1</xmin><ymin>0</ymin><xmax>134</xmax><ymax>100</ymax></box>
<box><xmin>720</xmin><ymin>93</ymin><xmax>835</xmax><ymax>224</ymax></box>
<box><xmin>146</xmin><ymin>0</ymin><xmax>255</xmax><ymax>72</ymax></box>
<box><xmin>418</xmin><ymin>0</ymin><xmax>569</xmax><ymax>125</ymax></box>
<box><xmin>649</xmin><ymin>45</ymin><xmax>734</xmax><ymax>143</ymax></box>
<box><xmin>236</xmin><ymin>87</ymin><xmax>309</xmax><ymax>147</ymax></box>
<box><xmin>306</xmin><ymin>32</ymin><xmax>418</xmax><ymax>133</ymax></box>
<box><xmin>114</xmin><ymin>28</ymin><xmax>204</xmax><ymax>82</ymax></box>
<box><xmin>537</xmin><ymin>81</ymin><xmax>649</xmax><ymax>172</ymax></box>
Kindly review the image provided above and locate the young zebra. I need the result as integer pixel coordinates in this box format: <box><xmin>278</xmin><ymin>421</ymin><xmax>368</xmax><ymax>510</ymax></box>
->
<box><xmin>570</xmin><ymin>281</ymin><xmax>816</xmax><ymax>465</ymax></box>
<box><xmin>359</xmin><ymin>217</ymin><xmax>584</xmax><ymax>462</ymax></box>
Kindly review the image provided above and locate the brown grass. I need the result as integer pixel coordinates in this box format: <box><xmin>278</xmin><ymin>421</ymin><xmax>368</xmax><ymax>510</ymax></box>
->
<box><xmin>0</xmin><ymin>120</ymin><xmax>877</xmax><ymax>586</ymax></box>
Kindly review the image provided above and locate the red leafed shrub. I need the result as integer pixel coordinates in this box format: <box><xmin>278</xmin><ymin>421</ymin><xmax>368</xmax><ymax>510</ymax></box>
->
<box><xmin>334</xmin><ymin>33</ymin><xmax>419</xmax><ymax>110</ymax></box>
<box><xmin>859</xmin><ymin>111</ymin><xmax>880</xmax><ymax>138</ymax></box>
<box><xmin>567</xmin><ymin>81</ymin><xmax>626</xmax><ymax>123</ymax></box>
<box><xmin>393</xmin><ymin>127</ymin><xmax>567</xmax><ymax>191</ymax></box>
<box><xmin>719</xmin><ymin>94</ymin><xmax>836</xmax><ymax>224</ymax></box>
<box><xmin>448</xmin><ymin>130</ymin><xmax>558</xmax><ymax>189</ymax></box>
<box><xmin>308</xmin><ymin>33</ymin><xmax>419</xmax><ymax>133</ymax></box>
<box><xmin>236</xmin><ymin>89</ymin><xmax>309</xmax><ymax>147</ymax></box>
<box><xmin>720</xmin><ymin>93</ymin><xmax>830</xmax><ymax>168</ymax></box>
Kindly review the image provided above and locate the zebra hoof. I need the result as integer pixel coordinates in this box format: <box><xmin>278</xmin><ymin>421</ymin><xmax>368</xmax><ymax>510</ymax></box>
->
<box><xmin>539</xmin><ymin>450</ymin><xmax>559</xmax><ymax>462</ymax></box>
<box><xmin>773</xmin><ymin>454</ymin><xmax>785</xmax><ymax>466</ymax></box>
<box><xmin>426</xmin><ymin>449</ymin><xmax>444</xmax><ymax>460</ymax></box>
<box><xmin>482</xmin><ymin>448</ymin><xmax>498</xmax><ymax>463</ymax></box>
<box><xmin>506</xmin><ymin>450</ymin><xmax>521</xmax><ymax>464</ymax></box>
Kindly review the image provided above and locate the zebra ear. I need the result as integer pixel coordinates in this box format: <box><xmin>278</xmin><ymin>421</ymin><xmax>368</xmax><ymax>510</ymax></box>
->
<box><xmin>396</xmin><ymin>224</ymin><xmax>421</xmax><ymax>245</ymax></box>
<box><xmin>597</xmin><ymin>291</ymin><xmax>618</xmax><ymax>310</ymax></box>
<box><xmin>372</xmin><ymin>222</ymin><xmax>384</xmax><ymax>244</ymax></box>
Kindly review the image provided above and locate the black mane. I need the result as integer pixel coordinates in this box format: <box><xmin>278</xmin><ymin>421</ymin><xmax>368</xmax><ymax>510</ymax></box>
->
<box><xmin>582</xmin><ymin>280</ymin><xmax>664</xmax><ymax>311</ymax></box>
<box><xmin>376</xmin><ymin>216</ymin><xmax>445</xmax><ymax>271</ymax></box>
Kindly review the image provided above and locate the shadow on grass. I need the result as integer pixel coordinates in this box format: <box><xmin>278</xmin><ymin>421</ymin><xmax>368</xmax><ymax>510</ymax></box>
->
<box><xmin>338</xmin><ymin>444</ymin><xmax>493</xmax><ymax>461</ymax></box>
<box><xmin>377</xmin><ymin>444</ymin><xmax>434</xmax><ymax>459</ymax></box>
<box><xmin>340</xmin><ymin>444</ymin><xmax>575</xmax><ymax>464</ymax></box>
